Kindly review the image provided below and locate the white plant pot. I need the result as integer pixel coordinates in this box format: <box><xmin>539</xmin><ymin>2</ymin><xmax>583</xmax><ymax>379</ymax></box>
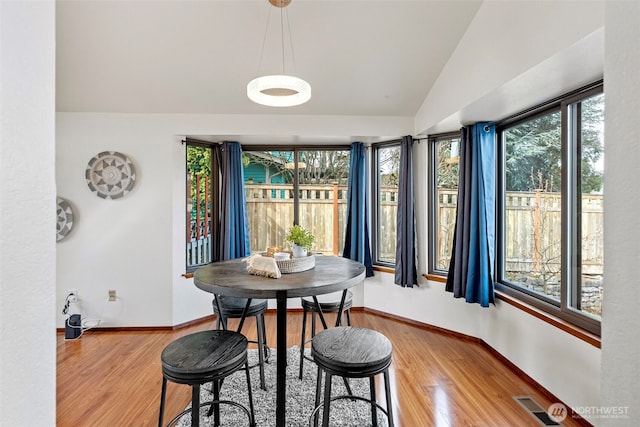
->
<box><xmin>291</xmin><ymin>244</ymin><xmax>307</xmax><ymax>258</ymax></box>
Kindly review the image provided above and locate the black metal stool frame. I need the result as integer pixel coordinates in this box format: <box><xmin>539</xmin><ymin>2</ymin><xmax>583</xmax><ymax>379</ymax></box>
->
<box><xmin>309</xmin><ymin>327</ymin><xmax>394</xmax><ymax>427</ymax></box>
<box><xmin>299</xmin><ymin>291</ymin><xmax>353</xmax><ymax>380</ymax></box>
<box><xmin>310</xmin><ymin>359</ymin><xmax>393</xmax><ymax>427</ymax></box>
<box><xmin>158</xmin><ymin>331</ymin><xmax>255</xmax><ymax>427</ymax></box>
<box><xmin>213</xmin><ymin>296</ymin><xmax>271</xmax><ymax>391</ymax></box>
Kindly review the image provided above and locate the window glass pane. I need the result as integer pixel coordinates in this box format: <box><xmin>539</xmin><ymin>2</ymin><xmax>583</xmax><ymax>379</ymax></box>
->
<box><xmin>579</xmin><ymin>94</ymin><xmax>604</xmax><ymax>318</ymax></box>
<box><xmin>503</xmin><ymin>111</ymin><xmax>562</xmax><ymax>302</ymax></box>
<box><xmin>244</xmin><ymin>151</ymin><xmax>295</xmax><ymax>254</ymax></box>
<box><xmin>377</xmin><ymin>145</ymin><xmax>400</xmax><ymax>263</ymax></box>
<box><xmin>297</xmin><ymin>150</ymin><xmax>350</xmax><ymax>255</ymax></box>
<box><xmin>435</xmin><ymin>137</ymin><xmax>460</xmax><ymax>270</ymax></box>
<box><xmin>243</xmin><ymin>149</ymin><xmax>349</xmax><ymax>255</ymax></box>
<box><xmin>186</xmin><ymin>145</ymin><xmax>213</xmax><ymax>268</ymax></box>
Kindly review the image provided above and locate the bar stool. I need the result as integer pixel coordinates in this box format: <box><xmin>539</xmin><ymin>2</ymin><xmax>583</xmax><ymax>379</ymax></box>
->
<box><xmin>158</xmin><ymin>330</ymin><xmax>255</xmax><ymax>427</ymax></box>
<box><xmin>299</xmin><ymin>291</ymin><xmax>353</xmax><ymax>380</ymax></box>
<box><xmin>309</xmin><ymin>326</ymin><xmax>394</xmax><ymax>427</ymax></box>
<box><xmin>213</xmin><ymin>296</ymin><xmax>270</xmax><ymax>390</ymax></box>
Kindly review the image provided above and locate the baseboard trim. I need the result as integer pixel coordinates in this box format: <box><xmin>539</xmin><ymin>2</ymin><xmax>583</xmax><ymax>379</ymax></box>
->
<box><xmin>55</xmin><ymin>307</ymin><xmax>369</xmax><ymax>333</ymax></box>
<box><xmin>363</xmin><ymin>307</ymin><xmax>484</xmax><ymax>343</ymax></box>
<box><xmin>55</xmin><ymin>314</ymin><xmax>218</xmax><ymax>333</ymax></box>
<box><xmin>362</xmin><ymin>307</ymin><xmax>591</xmax><ymax>427</ymax></box>
<box><xmin>55</xmin><ymin>306</ymin><xmax>591</xmax><ymax>426</ymax></box>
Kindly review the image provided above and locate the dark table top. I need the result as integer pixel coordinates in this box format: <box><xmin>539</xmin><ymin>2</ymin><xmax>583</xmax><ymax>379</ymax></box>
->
<box><xmin>193</xmin><ymin>255</ymin><xmax>366</xmax><ymax>299</ymax></box>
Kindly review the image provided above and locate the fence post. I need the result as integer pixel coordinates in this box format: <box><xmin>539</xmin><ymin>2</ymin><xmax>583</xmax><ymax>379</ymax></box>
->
<box><xmin>196</xmin><ymin>175</ymin><xmax>201</xmax><ymax>240</ymax></box>
<box><xmin>534</xmin><ymin>191</ymin><xmax>541</xmax><ymax>272</ymax></box>
<box><xmin>204</xmin><ymin>176</ymin><xmax>209</xmax><ymax>237</ymax></box>
<box><xmin>186</xmin><ymin>172</ymin><xmax>191</xmax><ymax>244</ymax></box>
<box><xmin>333</xmin><ymin>184</ymin><xmax>338</xmax><ymax>255</ymax></box>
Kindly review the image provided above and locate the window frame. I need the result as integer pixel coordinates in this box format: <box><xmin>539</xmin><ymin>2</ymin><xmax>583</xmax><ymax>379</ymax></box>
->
<box><xmin>371</xmin><ymin>139</ymin><xmax>402</xmax><ymax>268</ymax></box>
<box><xmin>185</xmin><ymin>143</ymin><xmax>352</xmax><ymax>272</ymax></box>
<box><xmin>424</xmin><ymin>82</ymin><xmax>603</xmax><ymax>337</ymax></box>
<box><xmin>495</xmin><ymin>82</ymin><xmax>603</xmax><ymax>336</ymax></box>
<box><xmin>241</xmin><ymin>143</ymin><xmax>351</xmax><ymax>225</ymax></box>
<box><xmin>427</xmin><ymin>131</ymin><xmax>462</xmax><ymax>276</ymax></box>
<box><xmin>185</xmin><ymin>138</ymin><xmax>219</xmax><ymax>273</ymax></box>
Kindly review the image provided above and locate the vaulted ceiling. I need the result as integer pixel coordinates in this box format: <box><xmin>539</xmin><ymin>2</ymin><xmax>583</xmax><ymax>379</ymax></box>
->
<box><xmin>56</xmin><ymin>0</ymin><xmax>482</xmax><ymax>117</ymax></box>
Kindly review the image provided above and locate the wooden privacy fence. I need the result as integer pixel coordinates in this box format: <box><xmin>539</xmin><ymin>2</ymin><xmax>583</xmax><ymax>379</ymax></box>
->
<box><xmin>245</xmin><ymin>184</ymin><xmax>399</xmax><ymax>258</ymax></box>
<box><xmin>189</xmin><ymin>184</ymin><xmax>603</xmax><ymax>281</ymax></box>
<box><xmin>437</xmin><ymin>189</ymin><xmax>604</xmax><ymax>276</ymax></box>
<box><xmin>187</xmin><ymin>183</ymin><xmax>398</xmax><ymax>265</ymax></box>
<box><xmin>245</xmin><ymin>184</ymin><xmax>348</xmax><ymax>255</ymax></box>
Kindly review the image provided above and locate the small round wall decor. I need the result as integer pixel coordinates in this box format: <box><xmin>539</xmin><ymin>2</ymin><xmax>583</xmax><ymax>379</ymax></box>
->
<box><xmin>85</xmin><ymin>151</ymin><xmax>136</xmax><ymax>199</ymax></box>
<box><xmin>56</xmin><ymin>197</ymin><xmax>74</xmax><ymax>242</ymax></box>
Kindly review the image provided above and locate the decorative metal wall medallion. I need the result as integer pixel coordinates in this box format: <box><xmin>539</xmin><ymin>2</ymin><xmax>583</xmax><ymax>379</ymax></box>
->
<box><xmin>57</xmin><ymin>197</ymin><xmax>74</xmax><ymax>241</ymax></box>
<box><xmin>85</xmin><ymin>151</ymin><xmax>136</xmax><ymax>199</ymax></box>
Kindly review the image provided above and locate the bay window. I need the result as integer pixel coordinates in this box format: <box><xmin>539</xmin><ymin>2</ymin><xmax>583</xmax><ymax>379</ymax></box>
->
<box><xmin>497</xmin><ymin>83</ymin><xmax>604</xmax><ymax>334</ymax></box>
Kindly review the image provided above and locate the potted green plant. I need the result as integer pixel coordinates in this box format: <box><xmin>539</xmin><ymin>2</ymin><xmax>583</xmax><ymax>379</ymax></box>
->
<box><xmin>285</xmin><ymin>225</ymin><xmax>314</xmax><ymax>257</ymax></box>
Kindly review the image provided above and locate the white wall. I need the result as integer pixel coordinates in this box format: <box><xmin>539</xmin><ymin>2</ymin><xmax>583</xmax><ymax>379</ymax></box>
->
<box><xmin>55</xmin><ymin>113</ymin><xmax>412</xmax><ymax>327</ymax></box>
<box><xmin>415</xmin><ymin>0</ymin><xmax>605</xmax><ymax>135</ymax></box>
<box><xmin>0</xmin><ymin>1</ymin><xmax>56</xmax><ymax>425</ymax></box>
<box><xmin>601</xmin><ymin>1</ymin><xmax>640</xmax><ymax>425</ymax></box>
<box><xmin>56</xmin><ymin>114</ymin><xmax>179</xmax><ymax>327</ymax></box>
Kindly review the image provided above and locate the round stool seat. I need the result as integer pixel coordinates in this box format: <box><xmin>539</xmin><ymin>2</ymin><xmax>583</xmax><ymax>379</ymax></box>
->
<box><xmin>312</xmin><ymin>326</ymin><xmax>392</xmax><ymax>377</ymax></box>
<box><xmin>159</xmin><ymin>330</ymin><xmax>255</xmax><ymax>427</ymax></box>
<box><xmin>212</xmin><ymin>296</ymin><xmax>268</xmax><ymax>317</ymax></box>
<box><xmin>161</xmin><ymin>330</ymin><xmax>248</xmax><ymax>384</ymax></box>
<box><xmin>310</xmin><ymin>326</ymin><xmax>394</xmax><ymax>427</ymax></box>
<box><xmin>301</xmin><ymin>291</ymin><xmax>353</xmax><ymax>312</ymax></box>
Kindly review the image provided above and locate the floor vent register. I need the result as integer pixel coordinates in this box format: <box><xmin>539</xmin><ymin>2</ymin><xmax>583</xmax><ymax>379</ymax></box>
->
<box><xmin>513</xmin><ymin>396</ymin><xmax>563</xmax><ymax>426</ymax></box>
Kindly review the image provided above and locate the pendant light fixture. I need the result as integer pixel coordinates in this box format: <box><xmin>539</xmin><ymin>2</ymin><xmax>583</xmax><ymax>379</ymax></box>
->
<box><xmin>247</xmin><ymin>0</ymin><xmax>311</xmax><ymax>107</ymax></box>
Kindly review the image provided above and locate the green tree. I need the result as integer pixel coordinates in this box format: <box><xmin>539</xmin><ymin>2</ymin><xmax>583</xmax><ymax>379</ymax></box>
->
<box><xmin>436</xmin><ymin>139</ymin><xmax>460</xmax><ymax>189</ymax></box>
<box><xmin>505</xmin><ymin>111</ymin><xmax>563</xmax><ymax>192</ymax></box>
<box><xmin>505</xmin><ymin>94</ymin><xmax>604</xmax><ymax>193</ymax></box>
<box><xmin>435</xmin><ymin>95</ymin><xmax>605</xmax><ymax>193</ymax></box>
<box><xmin>186</xmin><ymin>145</ymin><xmax>211</xmax><ymax>176</ymax></box>
<box><xmin>379</xmin><ymin>145</ymin><xmax>400</xmax><ymax>186</ymax></box>
<box><xmin>186</xmin><ymin>145</ymin><xmax>211</xmax><ymax>212</ymax></box>
<box><xmin>298</xmin><ymin>150</ymin><xmax>350</xmax><ymax>185</ymax></box>
<box><xmin>579</xmin><ymin>94</ymin><xmax>605</xmax><ymax>194</ymax></box>
<box><xmin>244</xmin><ymin>150</ymin><xmax>351</xmax><ymax>185</ymax></box>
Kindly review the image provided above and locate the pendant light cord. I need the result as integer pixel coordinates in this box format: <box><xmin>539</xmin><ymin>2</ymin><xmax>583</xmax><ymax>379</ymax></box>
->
<box><xmin>281</xmin><ymin>7</ymin><xmax>286</xmax><ymax>75</ymax></box>
<box><xmin>257</xmin><ymin>7</ymin><xmax>273</xmax><ymax>74</ymax></box>
<box><xmin>257</xmin><ymin>3</ymin><xmax>298</xmax><ymax>77</ymax></box>
<box><xmin>285</xmin><ymin>7</ymin><xmax>298</xmax><ymax>75</ymax></box>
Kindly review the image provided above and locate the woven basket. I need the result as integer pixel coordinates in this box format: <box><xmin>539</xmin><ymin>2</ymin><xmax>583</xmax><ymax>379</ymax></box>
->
<box><xmin>275</xmin><ymin>253</ymin><xmax>315</xmax><ymax>274</ymax></box>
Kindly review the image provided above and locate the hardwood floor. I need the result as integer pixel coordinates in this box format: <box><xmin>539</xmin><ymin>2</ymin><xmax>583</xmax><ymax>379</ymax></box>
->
<box><xmin>57</xmin><ymin>310</ymin><xmax>584</xmax><ymax>426</ymax></box>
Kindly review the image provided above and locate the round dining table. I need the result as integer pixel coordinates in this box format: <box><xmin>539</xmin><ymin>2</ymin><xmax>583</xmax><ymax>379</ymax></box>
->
<box><xmin>193</xmin><ymin>255</ymin><xmax>366</xmax><ymax>427</ymax></box>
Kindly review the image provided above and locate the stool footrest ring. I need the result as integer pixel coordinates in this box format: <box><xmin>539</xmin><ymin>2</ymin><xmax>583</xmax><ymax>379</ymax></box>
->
<box><xmin>308</xmin><ymin>395</ymin><xmax>389</xmax><ymax>427</ymax></box>
<box><xmin>166</xmin><ymin>399</ymin><xmax>254</xmax><ymax>427</ymax></box>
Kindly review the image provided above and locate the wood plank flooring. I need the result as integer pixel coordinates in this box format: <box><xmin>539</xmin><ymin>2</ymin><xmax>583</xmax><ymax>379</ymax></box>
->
<box><xmin>57</xmin><ymin>310</ymin><xmax>584</xmax><ymax>426</ymax></box>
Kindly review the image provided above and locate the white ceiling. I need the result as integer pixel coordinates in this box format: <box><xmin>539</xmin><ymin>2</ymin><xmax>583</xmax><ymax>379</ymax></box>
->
<box><xmin>56</xmin><ymin>0</ymin><xmax>482</xmax><ymax>117</ymax></box>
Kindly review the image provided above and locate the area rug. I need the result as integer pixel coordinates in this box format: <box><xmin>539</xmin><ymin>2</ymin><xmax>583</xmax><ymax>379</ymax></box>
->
<box><xmin>175</xmin><ymin>346</ymin><xmax>389</xmax><ymax>427</ymax></box>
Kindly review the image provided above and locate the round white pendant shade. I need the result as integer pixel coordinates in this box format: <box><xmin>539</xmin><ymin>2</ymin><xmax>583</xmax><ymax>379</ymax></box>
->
<box><xmin>247</xmin><ymin>75</ymin><xmax>311</xmax><ymax>107</ymax></box>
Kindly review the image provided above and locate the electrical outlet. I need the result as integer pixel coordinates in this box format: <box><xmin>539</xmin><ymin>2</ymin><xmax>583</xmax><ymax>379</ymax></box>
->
<box><xmin>108</xmin><ymin>290</ymin><xmax>116</xmax><ymax>302</ymax></box>
<box><xmin>67</xmin><ymin>290</ymin><xmax>78</xmax><ymax>302</ymax></box>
